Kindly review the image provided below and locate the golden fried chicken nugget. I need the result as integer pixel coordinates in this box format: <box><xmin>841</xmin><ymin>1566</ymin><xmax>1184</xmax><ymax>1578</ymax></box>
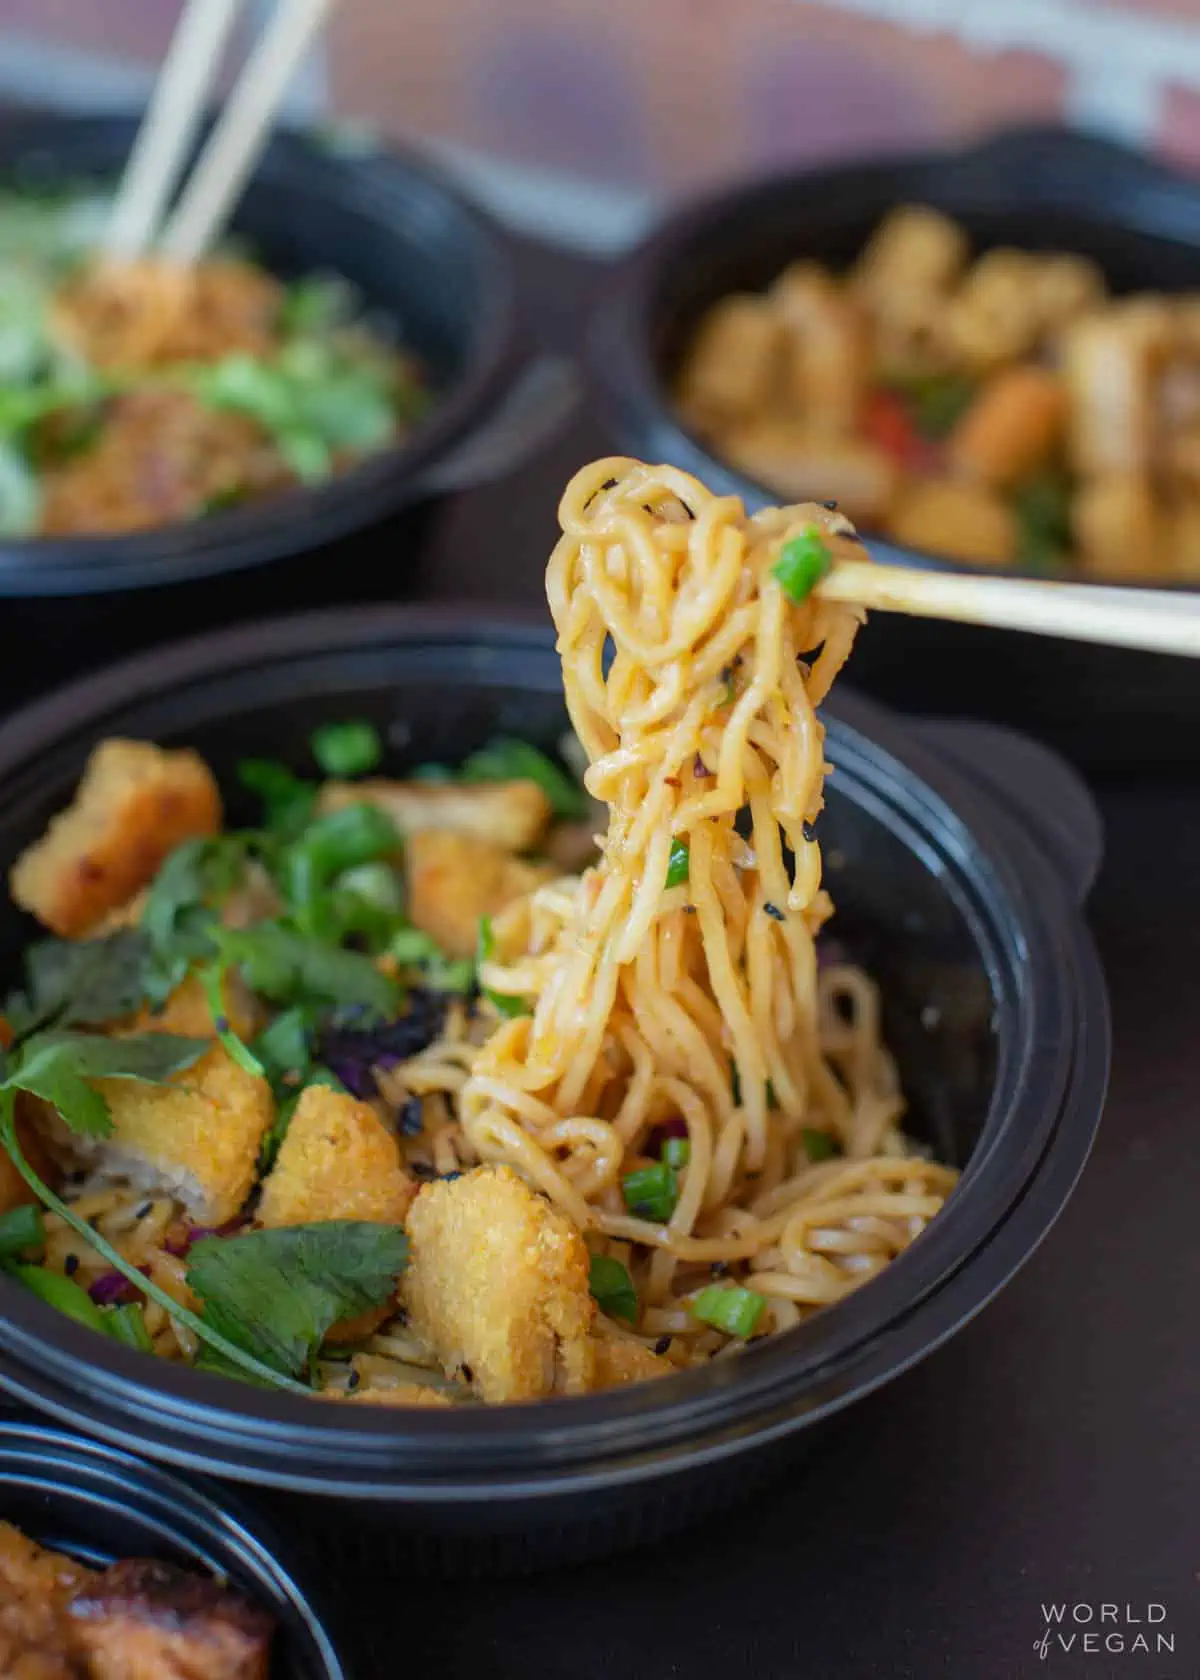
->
<box><xmin>406</xmin><ymin>830</ymin><xmax>555</xmax><ymax>958</ymax></box>
<box><xmin>318</xmin><ymin>778</ymin><xmax>551</xmax><ymax>852</ymax></box>
<box><xmin>10</xmin><ymin>740</ymin><xmax>220</xmax><ymax>938</ymax></box>
<box><xmin>404</xmin><ymin>1165</ymin><xmax>595</xmax><ymax>1402</ymax></box>
<box><xmin>257</xmin><ymin>1084</ymin><xmax>414</xmax><ymax>1229</ymax></box>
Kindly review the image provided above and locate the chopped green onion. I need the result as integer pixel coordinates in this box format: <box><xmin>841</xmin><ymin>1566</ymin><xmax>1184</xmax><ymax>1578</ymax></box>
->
<box><xmin>199</xmin><ymin>963</ymin><xmax>264</xmax><ymax>1079</ymax></box>
<box><xmin>424</xmin><ymin>955</ymin><xmax>476</xmax><ymax>995</ymax></box>
<box><xmin>0</xmin><ymin>1203</ymin><xmax>44</xmax><ymax>1262</ymax></box>
<box><xmin>290</xmin><ymin>803</ymin><xmax>399</xmax><ymax>877</ymax></box>
<box><xmin>691</xmin><ymin>1284</ymin><xmax>767</xmax><ymax>1339</ymax></box>
<box><xmin>801</xmin><ymin>1127</ymin><xmax>840</xmax><ymax>1163</ymax></box>
<box><xmin>104</xmin><ymin>1301</ymin><xmax>153</xmax><ymax>1352</ymax></box>
<box><xmin>11</xmin><ymin>1263</ymin><xmax>108</xmax><ymax>1333</ymax></box>
<box><xmin>665</xmin><ymin>839</ymin><xmax>690</xmax><ymax>889</ymax></box>
<box><xmin>772</xmin><ymin>526</ymin><xmax>833</xmax><ymax>603</ymax></box>
<box><xmin>588</xmin><ymin>1254</ymin><xmax>638</xmax><ymax>1323</ymax></box>
<box><xmin>389</xmin><ymin>926</ymin><xmax>441</xmax><ymax>965</ymax></box>
<box><xmin>250</xmin><ymin>1006</ymin><xmax>313</xmax><ymax>1083</ymax></box>
<box><xmin>477</xmin><ymin>916</ymin><xmax>532</xmax><ymax>1019</ymax></box>
<box><xmin>310</xmin><ymin>719</ymin><xmax>382</xmax><ymax>778</ymax></box>
<box><xmin>622</xmin><ymin>1162</ymin><xmax>679</xmax><ymax>1223</ymax></box>
<box><xmin>662</xmin><ymin>1136</ymin><xmax>690</xmax><ymax>1169</ymax></box>
<box><xmin>335</xmin><ymin>861</ymin><xmax>402</xmax><ymax>913</ymax></box>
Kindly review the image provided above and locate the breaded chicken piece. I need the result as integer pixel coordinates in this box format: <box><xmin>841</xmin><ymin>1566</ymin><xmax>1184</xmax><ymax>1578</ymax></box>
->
<box><xmin>60</xmin><ymin>1045</ymin><xmax>272</xmax><ymax>1225</ymax></box>
<box><xmin>318</xmin><ymin>778</ymin><xmax>551</xmax><ymax>852</ymax></box>
<box><xmin>406</xmin><ymin>830</ymin><xmax>555</xmax><ymax>958</ymax></box>
<box><xmin>10</xmin><ymin>740</ymin><xmax>221</xmax><ymax>938</ymax></box>
<box><xmin>70</xmin><ymin>1558</ymin><xmax>272</xmax><ymax>1680</ymax></box>
<box><xmin>0</xmin><ymin>1520</ymin><xmax>94</xmax><ymax>1677</ymax></box>
<box><xmin>404</xmin><ymin>1165</ymin><xmax>595</xmax><ymax>1403</ymax></box>
<box><xmin>323</xmin><ymin>1383</ymin><xmax>454</xmax><ymax>1408</ymax></box>
<box><xmin>257</xmin><ymin>1085</ymin><xmax>414</xmax><ymax>1229</ymax></box>
<box><xmin>589</xmin><ymin>1337</ymin><xmax>674</xmax><ymax>1391</ymax></box>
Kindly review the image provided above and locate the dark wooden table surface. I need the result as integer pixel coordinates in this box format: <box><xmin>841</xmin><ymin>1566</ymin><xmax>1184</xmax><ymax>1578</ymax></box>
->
<box><xmin>2</xmin><ymin>232</ymin><xmax>1196</xmax><ymax>1679</ymax></box>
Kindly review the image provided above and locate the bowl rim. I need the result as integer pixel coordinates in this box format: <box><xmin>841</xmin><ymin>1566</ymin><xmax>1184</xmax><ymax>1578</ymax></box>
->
<box><xmin>0</xmin><ymin>1416</ymin><xmax>348</xmax><ymax>1676</ymax></box>
<box><xmin>0</xmin><ymin>606</ymin><xmax>1109</xmax><ymax>1495</ymax></box>
<box><xmin>0</xmin><ymin>110</ymin><xmax>519</xmax><ymax>595</ymax></box>
<box><xmin>586</xmin><ymin>121</ymin><xmax>1200</xmax><ymax>594</ymax></box>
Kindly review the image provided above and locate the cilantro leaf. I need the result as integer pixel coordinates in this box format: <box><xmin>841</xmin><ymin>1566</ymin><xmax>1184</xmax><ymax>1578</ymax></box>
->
<box><xmin>0</xmin><ymin>1203</ymin><xmax>44</xmax><ymax>1263</ymax></box>
<box><xmin>4</xmin><ymin>929</ymin><xmax>154</xmax><ymax>1038</ymax></box>
<box><xmin>187</xmin><ymin>1221</ymin><xmax>409</xmax><ymax>1379</ymax></box>
<box><xmin>141</xmin><ymin>837</ymin><xmax>246</xmax><ymax>958</ymax></box>
<box><xmin>6</xmin><ymin>1030</ymin><xmax>210</xmax><ymax>1138</ymax></box>
<box><xmin>215</xmin><ymin>922</ymin><xmax>399</xmax><ymax>1016</ymax></box>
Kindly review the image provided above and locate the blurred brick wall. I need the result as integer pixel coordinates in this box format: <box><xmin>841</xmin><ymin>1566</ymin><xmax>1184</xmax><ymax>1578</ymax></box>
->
<box><xmin>8</xmin><ymin>0</ymin><xmax>1200</xmax><ymax>186</ymax></box>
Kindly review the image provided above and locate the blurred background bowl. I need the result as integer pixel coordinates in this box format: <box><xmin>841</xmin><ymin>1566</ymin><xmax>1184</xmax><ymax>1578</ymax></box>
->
<box><xmin>0</xmin><ymin>1416</ymin><xmax>347</xmax><ymax>1677</ymax></box>
<box><xmin>0</xmin><ymin>107</ymin><xmax>559</xmax><ymax>699</ymax></box>
<box><xmin>590</xmin><ymin>126</ymin><xmax>1200</xmax><ymax>773</ymax></box>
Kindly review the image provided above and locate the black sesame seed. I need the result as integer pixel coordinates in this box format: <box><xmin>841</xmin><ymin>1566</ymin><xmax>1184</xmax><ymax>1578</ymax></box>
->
<box><xmin>347</xmin><ymin>1369</ymin><xmax>361</xmax><ymax>1392</ymax></box>
<box><xmin>653</xmin><ymin>1335</ymin><xmax>671</xmax><ymax>1355</ymax></box>
<box><xmin>683</xmin><ymin>904</ymin><xmax>698</xmax><ymax>915</ymax></box>
<box><xmin>764</xmin><ymin>902</ymin><xmax>785</xmax><ymax>922</ymax></box>
<box><xmin>410</xmin><ymin>1161</ymin><xmax>438</xmax><ymax>1182</ymax></box>
<box><xmin>693</xmin><ymin>754</ymin><xmax>711</xmax><ymax>777</ymax></box>
<box><xmin>214</xmin><ymin>1016</ymin><xmax>230</xmax><ymax>1035</ymax></box>
<box><xmin>802</xmin><ymin>821</ymin><xmax>816</xmax><ymax>843</ymax></box>
<box><xmin>710</xmin><ymin>1260</ymin><xmax>730</xmax><ymax>1278</ymax></box>
<box><xmin>64</xmin><ymin>1254</ymin><xmax>79</xmax><ymax>1277</ymax></box>
<box><xmin>134</xmin><ymin>1201</ymin><xmax>152</xmax><ymax>1219</ymax></box>
<box><xmin>460</xmin><ymin>1363</ymin><xmax>474</xmax><ymax>1382</ymax></box>
<box><xmin>398</xmin><ymin>1097</ymin><xmax>424</xmax><ymax>1137</ymax></box>
<box><xmin>822</xmin><ymin>499</ymin><xmax>838</xmax><ymax>510</ymax></box>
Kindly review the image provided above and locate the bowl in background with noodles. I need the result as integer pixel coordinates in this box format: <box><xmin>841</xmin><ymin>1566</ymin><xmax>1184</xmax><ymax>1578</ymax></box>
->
<box><xmin>0</xmin><ymin>471</ymin><xmax>1108</xmax><ymax>1575</ymax></box>
<box><xmin>0</xmin><ymin>109</ymin><xmax>568</xmax><ymax>691</ymax></box>
<box><xmin>0</xmin><ymin>1416</ymin><xmax>347</xmax><ymax>1677</ymax></box>
<box><xmin>589</xmin><ymin>125</ymin><xmax>1200</xmax><ymax>771</ymax></box>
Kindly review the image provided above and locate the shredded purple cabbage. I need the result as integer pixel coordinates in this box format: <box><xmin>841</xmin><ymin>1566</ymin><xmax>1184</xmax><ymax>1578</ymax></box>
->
<box><xmin>88</xmin><ymin>1268</ymin><xmax>148</xmax><ymax>1306</ymax></box>
<box><xmin>317</xmin><ymin>989</ymin><xmax>447</xmax><ymax>1099</ymax></box>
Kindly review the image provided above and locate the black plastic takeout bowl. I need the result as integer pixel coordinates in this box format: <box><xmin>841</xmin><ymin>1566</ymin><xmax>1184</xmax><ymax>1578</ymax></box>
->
<box><xmin>0</xmin><ymin>1417</ymin><xmax>347</xmax><ymax>1676</ymax></box>
<box><xmin>0</xmin><ymin>109</ymin><xmax>520</xmax><ymax>598</ymax></box>
<box><xmin>0</xmin><ymin>607</ymin><xmax>1109</xmax><ymax>1572</ymax></box>
<box><xmin>589</xmin><ymin>125</ymin><xmax>1200</xmax><ymax>769</ymax></box>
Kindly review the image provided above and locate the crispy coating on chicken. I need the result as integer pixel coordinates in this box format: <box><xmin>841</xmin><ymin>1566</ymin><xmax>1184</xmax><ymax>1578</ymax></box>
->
<box><xmin>404</xmin><ymin>1165</ymin><xmax>595</xmax><ymax>1403</ymax></box>
<box><xmin>10</xmin><ymin>741</ymin><xmax>220</xmax><ymax>938</ymax></box>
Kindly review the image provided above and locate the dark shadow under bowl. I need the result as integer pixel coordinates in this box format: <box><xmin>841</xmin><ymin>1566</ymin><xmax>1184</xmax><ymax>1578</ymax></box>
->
<box><xmin>0</xmin><ymin>1418</ymin><xmax>346</xmax><ymax>1676</ymax></box>
<box><xmin>0</xmin><ymin>609</ymin><xmax>1108</xmax><ymax>1571</ymax></box>
<box><xmin>589</xmin><ymin>126</ymin><xmax>1200</xmax><ymax>771</ymax></box>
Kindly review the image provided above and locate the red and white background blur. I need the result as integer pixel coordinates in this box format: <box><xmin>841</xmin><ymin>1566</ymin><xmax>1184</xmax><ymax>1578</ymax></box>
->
<box><xmin>3</xmin><ymin>0</ymin><xmax>1200</xmax><ymax>245</ymax></box>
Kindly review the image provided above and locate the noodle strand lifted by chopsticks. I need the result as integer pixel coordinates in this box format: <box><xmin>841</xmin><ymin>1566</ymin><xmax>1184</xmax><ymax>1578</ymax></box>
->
<box><xmin>461</xmin><ymin>458</ymin><xmax>958</xmax><ymax>1356</ymax></box>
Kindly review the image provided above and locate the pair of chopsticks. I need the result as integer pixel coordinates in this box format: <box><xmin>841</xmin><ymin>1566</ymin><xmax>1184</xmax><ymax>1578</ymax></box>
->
<box><xmin>104</xmin><ymin>0</ymin><xmax>334</xmax><ymax>266</ymax></box>
<box><xmin>818</xmin><ymin>561</ymin><xmax>1200</xmax><ymax>657</ymax></box>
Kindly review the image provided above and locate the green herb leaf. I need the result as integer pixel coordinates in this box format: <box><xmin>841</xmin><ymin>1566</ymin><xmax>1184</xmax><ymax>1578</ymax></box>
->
<box><xmin>4</xmin><ymin>929</ymin><xmax>155</xmax><ymax>1039</ymax></box>
<box><xmin>801</xmin><ymin>1127</ymin><xmax>840</xmax><ymax>1163</ymax></box>
<box><xmin>1014</xmin><ymin>469</ymin><xmax>1072</xmax><ymax>576</ymax></box>
<box><xmin>772</xmin><ymin>526</ymin><xmax>833</xmax><ymax>603</ymax></box>
<box><xmin>251</xmin><ymin>1005</ymin><xmax>314</xmax><ymax>1084</ymax></box>
<box><xmin>690</xmin><ymin>1284</ymin><xmax>766</xmax><ymax>1338</ymax></box>
<box><xmin>5</xmin><ymin>1029</ymin><xmax>211</xmax><ymax>1138</ymax></box>
<box><xmin>215</xmin><ymin>922</ymin><xmax>399</xmax><ymax>1016</ymax></box>
<box><xmin>0</xmin><ymin>1203</ymin><xmax>44</xmax><ymax>1263</ymax></box>
<box><xmin>887</xmin><ymin>372</ymin><xmax>978</xmax><ymax>440</ymax></box>
<box><xmin>622</xmin><ymin>1162</ymin><xmax>679</xmax><ymax>1223</ymax></box>
<box><xmin>588</xmin><ymin>1254</ymin><xmax>638</xmax><ymax>1323</ymax></box>
<box><xmin>187</xmin><ymin>1221</ymin><xmax>409</xmax><ymax>1380</ymax></box>
<box><xmin>237</xmin><ymin>759</ymin><xmax>317</xmax><ymax>839</ymax></box>
<box><xmin>665</xmin><ymin>838</ymin><xmax>690</xmax><ymax>889</ymax></box>
<box><xmin>476</xmin><ymin>916</ymin><xmax>531</xmax><ymax>1019</ymax></box>
<box><xmin>459</xmin><ymin>738</ymin><xmax>587</xmax><ymax>818</ymax></box>
<box><xmin>198</xmin><ymin>963</ymin><xmax>264</xmax><ymax>1078</ymax></box>
<box><xmin>310</xmin><ymin>719</ymin><xmax>383</xmax><ymax>778</ymax></box>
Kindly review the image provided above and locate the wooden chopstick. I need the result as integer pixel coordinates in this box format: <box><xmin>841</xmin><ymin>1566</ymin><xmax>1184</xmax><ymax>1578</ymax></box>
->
<box><xmin>103</xmin><ymin>0</ymin><xmax>244</xmax><ymax>262</ymax></box>
<box><xmin>159</xmin><ymin>0</ymin><xmax>335</xmax><ymax>264</ymax></box>
<box><xmin>817</xmin><ymin>560</ymin><xmax>1200</xmax><ymax>657</ymax></box>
